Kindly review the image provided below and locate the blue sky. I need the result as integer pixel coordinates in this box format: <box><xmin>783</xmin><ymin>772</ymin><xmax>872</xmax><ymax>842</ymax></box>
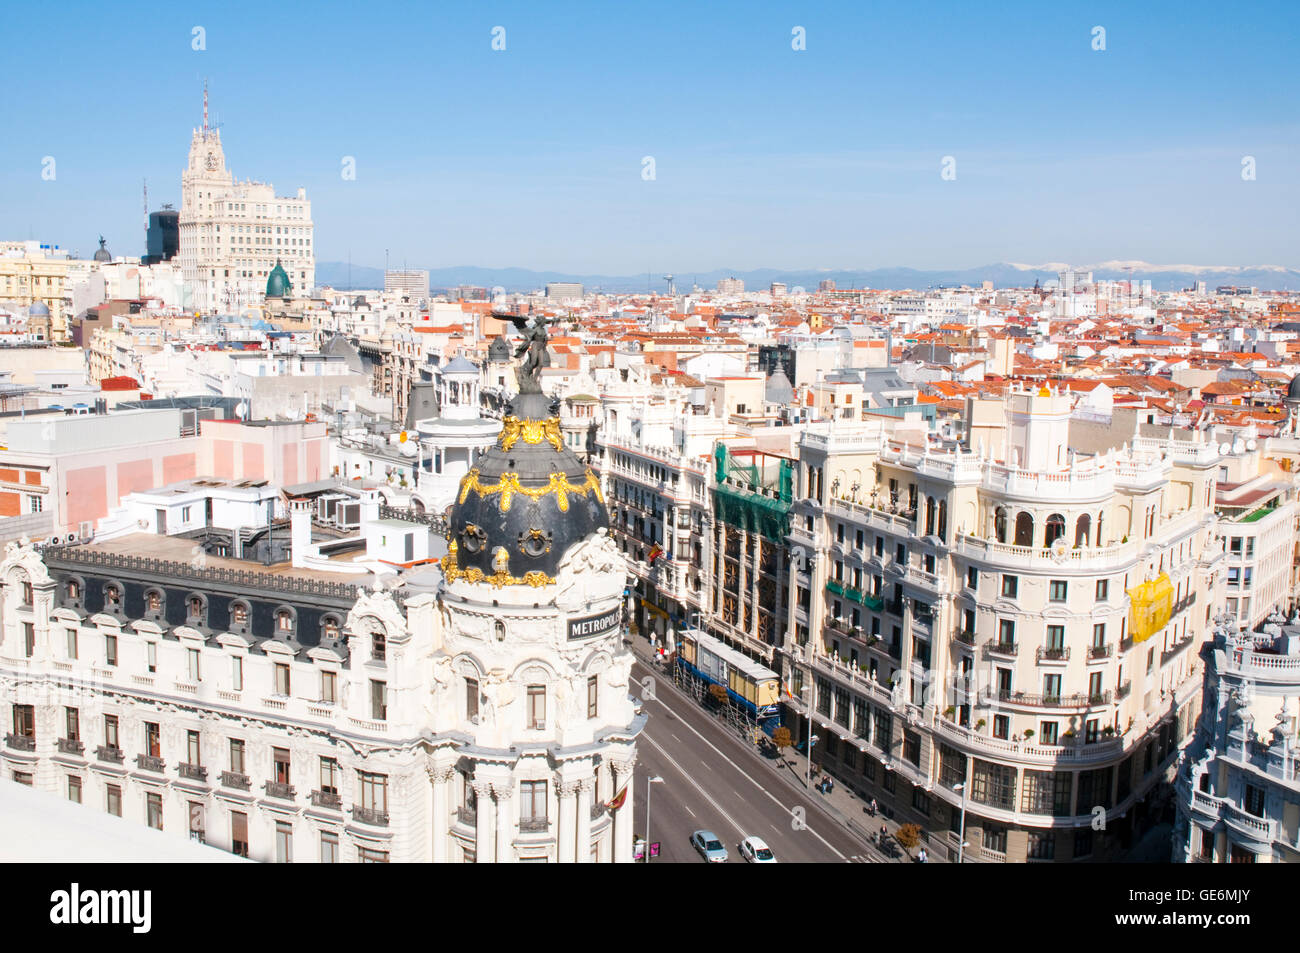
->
<box><xmin>1</xmin><ymin>0</ymin><xmax>1297</xmax><ymax>273</ymax></box>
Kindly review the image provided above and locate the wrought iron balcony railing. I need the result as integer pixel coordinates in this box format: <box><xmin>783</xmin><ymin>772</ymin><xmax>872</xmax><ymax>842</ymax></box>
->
<box><xmin>96</xmin><ymin>745</ymin><xmax>124</xmax><ymax>763</ymax></box>
<box><xmin>352</xmin><ymin>806</ymin><xmax>389</xmax><ymax>827</ymax></box>
<box><xmin>178</xmin><ymin>762</ymin><xmax>208</xmax><ymax>781</ymax></box>
<box><xmin>311</xmin><ymin>790</ymin><xmax>343</xmax><ymax>810</ymax></box>
<box><xmin>5</xmin><ymin>733</ymin><xmax>36</xmax><ymax>751</ymax></box>
<box><xmin>57</xmin><ymin>737</ymin><xmax>85</xmax><ymax>755</ymax></box>
<box><xmin>135</xmin><ymin>754</ymin><xmax>165</xmax><ymax>772</ymax></box>
<box><xmin>221</xmin><ymin>770</ymin><xmax>251</xmax><ymax>790</ymax></box>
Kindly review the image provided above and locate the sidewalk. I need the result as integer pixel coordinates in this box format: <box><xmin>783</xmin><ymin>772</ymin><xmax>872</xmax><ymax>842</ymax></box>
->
<box><xmin>628</xmin><ymin>631</ymin><xmax>917</xmax><ymax>863</ymax></box>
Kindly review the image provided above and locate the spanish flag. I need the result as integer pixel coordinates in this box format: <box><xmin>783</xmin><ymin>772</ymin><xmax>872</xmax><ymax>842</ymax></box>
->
<box><xmin>608</xmin><ymin>783</ymin><xmax>629</xmax><ymax>811</ymax></box>
<box><xmin>647</xmin><ymin>545</ymin><xmax>663</xmax><ymax>564</ymax></box>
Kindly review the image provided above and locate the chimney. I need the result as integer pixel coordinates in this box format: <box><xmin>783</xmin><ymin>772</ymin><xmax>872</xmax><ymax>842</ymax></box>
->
<box><xmin>289</xmin><ymin>498</ymin><xmax>312</xmax><ymax>568</ymax></box>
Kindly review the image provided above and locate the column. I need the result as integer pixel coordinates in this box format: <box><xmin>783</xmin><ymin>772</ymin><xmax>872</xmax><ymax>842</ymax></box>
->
<box><xmin>493</xmin><ymin>785</ymin><xmax>514</xmax><ymax>864</ymax></box>
<box><xmin>576</xmin><ymin>777</ymin><xmax>594</xmax><ymax>863</ymax></box>
<box><xmin>472</xmin><ymin>780</ymin><xmax>494</xmax><ymax>863</ymax></box>
<box><xmin>429</xmin><ymin>766</ymin><xmax>454</xmax><ymax>864</ymax></box>
<box><xmin>751</xmin><ymin>529</ymin><xmax>762</xmax><ymax>643</ymax></box>
<box><xmin>611</xmin><ymin>759</ymin><xmax>636</xmax><ymax>863</ymax></box>
<box><xmin>557</xmin><ymin>780</ymin><xmax>578</xmax><ymax>864</ymax></box>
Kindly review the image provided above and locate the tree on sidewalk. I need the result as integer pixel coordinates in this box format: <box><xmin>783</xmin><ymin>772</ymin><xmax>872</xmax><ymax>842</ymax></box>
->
<box><xmin>894</xmin><ymin>823</ymin><xmax>923</xmax><ymax>854</ymax></box>
<box><xmin>771</xmin><ymin>726</ymin><xmax>793</xmax><ymax>764</ymax></box>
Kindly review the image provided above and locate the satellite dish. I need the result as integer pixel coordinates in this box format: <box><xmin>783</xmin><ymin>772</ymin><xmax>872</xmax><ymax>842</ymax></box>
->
<box><xmin>235</xmin><ymin>401</ymin><xmax>248</xmax><ymax>419</ymax></box>
<box><xmin>1218</xmin><ymin>442</ymin><xmax>1231</xmax><ymax>455</ymax></box>
<box><xmin>1246</xmin><ymin>438</ymin><xmax>1258</xmax><ymax>451</ymax></box>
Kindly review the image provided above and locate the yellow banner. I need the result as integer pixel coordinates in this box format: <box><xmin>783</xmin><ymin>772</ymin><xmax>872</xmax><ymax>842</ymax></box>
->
<box><xmin>1128</xmin><ymin>573</ymin><xmax>1174</xmax><ymax>643</ymax></box>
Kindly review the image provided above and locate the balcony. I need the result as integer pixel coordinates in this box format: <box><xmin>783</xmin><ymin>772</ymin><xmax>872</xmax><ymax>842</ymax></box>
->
<box><xmin>1088</xmin><ymin>644</ymin><xmax>1113</xmax><ymax>660</ymax></box>
<box><xmin>1117</xmin><ymin>680</ymin><xmax>1132</xmax><ymax>699</ymax></box>
<box><xmin>265</xmin><ymin>780</ymin><xmax>296</xmax><ymax>800</ymax></box>
<box><xmin>1162</xmin><ymin>636</ymin><xmax>1195</xmax><ymax>665</ymax></box>
<box><xmin>5</xmin><ymin>733</ymin><xmax>35</xmax><ymax>752</ymax></box>
<box><xmin>1035</xmin><ymin>646</ymin><xmax>1070</xmax><ymax>664</ymax></box>
<box><xmin>952</xmin><ymin>630</ymin><xmax>976</xmax><ymax>649</ymax></box>
<box><xmin>135</xmin><ymin>754</ymin><xmax>165</xmax><ymax>773</ymax></box>
<box><xmin>96</xmin><ymin>745</ymin><xmax>124</xmax><ymax>764</ymax></box>
<box><xmin>455</xmin><ymin>806</ymin><xmax>477</xmax><ymax>826</ymax></box>
<box><xmin>178</xmin><ymin>762</ymin><xmax>208</xmax><ymax>782</ymax></box>
<box><xmin>57</xmin><ymin>737</ymin><xmax>85</xmax><ymax>755</ymax></box>
<box><xmin>518</xmin><ymin>816</ymin><xmax>550</xmax><ymax>833</ymax></box>
<box><xmin>351</xmin><ymin>805</ymin><xmax>389</xmax><ymax>827</ymax></box>
<box><xmin>220</xmin><ymin>770</ymin><xmax>251</xmax><ymax>791</ymax></box>
<box><xmin>983</xmin><ymin>639</ymin><xmax>1018</xmax><ymax>660</ymax></box>
<box><xmin>311</xmin><ymin>790</ymin><xmax>342</xmax><ymax>811</ymax></box>
<box><xmin>981</xmin><ymin>689</ymin><xmax>1112</xmax><ymax>709</ymax></box>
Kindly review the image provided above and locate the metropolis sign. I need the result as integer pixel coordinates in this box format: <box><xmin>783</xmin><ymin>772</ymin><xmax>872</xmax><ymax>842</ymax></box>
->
<box><xmin>568</xmin><ymin>607</ymin><xmax>621</xmax><ymax>641</ymax></box>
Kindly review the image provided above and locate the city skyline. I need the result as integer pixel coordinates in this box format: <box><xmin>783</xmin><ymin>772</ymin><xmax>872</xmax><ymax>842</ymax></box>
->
<box><xmin>2</xmin><ymin>0</ymin><xmax>1298</xmax><ymax>274</ymax></box>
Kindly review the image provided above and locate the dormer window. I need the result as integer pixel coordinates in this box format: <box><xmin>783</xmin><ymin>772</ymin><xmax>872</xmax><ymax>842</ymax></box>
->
<box><xmin>373</xmin><ymin>631</ymin><xmax>386</xmax><ymax>663</ymax></box>
<box><xmin>188</xmin><ymin>596</ymin><xmax>205</xmax><ymax>623</ymax></box>
<box><xmin>105</xmin><ymin>585</ymin><xmax>121</xmax><ymax>607</ymax></box>
<box><xmin>231</xmin><ymin>603</ymin><xmax>248</xmax><ymax>626</ymax></box>
<box><xmin>67</xmin><ymin>580</ymin><xmax>80</xmax><ymax>601</ymax></box>
<box><xmin>276</xmin><ymin>610</ymin><xmax>294</xmax><ymax>632</ymax></box>
<box><xmin>323</xmin><ymin>618</ymin><xmax>340</xmax><ymax>640</ymax></box>
<box><xmin>147</xmin><ymin>591</ymin><xmax>162</xmax><ymax>613</ymax></box>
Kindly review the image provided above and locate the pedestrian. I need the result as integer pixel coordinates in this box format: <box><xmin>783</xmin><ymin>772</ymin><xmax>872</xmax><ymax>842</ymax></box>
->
<box><xmin>917</xmin><ymin>847</ymin><xmax>927</xmax><ymax>864</ymax></box>
<box><xmin>880</xmin><ymin>823</ymin><xmax>888</xmax><ymax>845</ymax></box>
<box><xmin>869</xmin><ymin>798</ymin><xmax>878</xmax><ymax>816</ymax></box>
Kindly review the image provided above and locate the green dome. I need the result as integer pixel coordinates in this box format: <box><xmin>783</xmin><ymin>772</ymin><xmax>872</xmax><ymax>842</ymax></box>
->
<box><xmin>266</xmin><ymin>260</ymin><xmax>292</xmax><ymax>298</ymax></box>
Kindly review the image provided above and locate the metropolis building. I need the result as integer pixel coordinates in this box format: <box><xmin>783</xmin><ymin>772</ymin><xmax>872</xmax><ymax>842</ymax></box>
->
<box><xmin>0</xmin><ymin>365</ymin><xmax>641</xmax><ymax>861</ymax></box>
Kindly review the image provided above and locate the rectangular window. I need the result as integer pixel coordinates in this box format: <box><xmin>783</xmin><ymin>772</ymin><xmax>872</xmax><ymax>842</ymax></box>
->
<box><xmin>273</xmin><ymin>747</ymin><xmax>291</xmax><ymax>784</ymax></box>
<box><xmin>466</xmin><ymin>678</ymin><xmax>479</xmax><ymax>720</ymax></box>
<box><xmin>1244</xmin><ymin>783</ymin><xmax>1266</xmax><ymax>818</ymax></box>
<box><xmin>1095</xmin><ymin>579</ymin><xmax>1108</xmax><ymax>600</ymax></box>
<box><xmin>527</xmin><ymin>685</ymin><xmax>546</xmax><ymax>729</ymax></box>
<box><xmin>12</xmin><ymin>703</ymin><xmax>35</xmax><ymax>739</ymax></box>
<box><xmin>146</xmin><ymin>792</ymin><xmax>163</xmax><ymax>830</ymax></box>
<box><xmin>104</xmin><ymin>714</ymin><xmax>119</xmax><ymax>749</ymax></box>
<box><xmin>1001</xmin><ymin>575</ymin><xmax>1018</xmax><ymax>598</ymax></box>
<box><xmin>358</xmin><ymin>847</ymin><xmax>390</xmax><ymax>863</ymax></box>
<box><xmin>274</xmin><ymin>663</ymin><xmax>291</xmax><ymax>696</ymax></box>
<box><xmin>521</xmin><ymin>779</ymin><xmax>548</xmax><ymax>823</ymax></box>
<box><xmin>370</xmin><ymin>680</ymin><xmax>387</xmax><ymax>721</ymax></box>
<box><xmin>144</xmin><ymin>722</ymin><xmax>160</xmax><ymax>757</ymax></box>
<box><xmin>231</xmin><ymin>656</ymin><xmax>243</xmax><ymax>692</ymax></box>
<box><xmin>1039</xmin><ymin>721</ymin><xmax>1059</xmax><ymax>745</ymax></box>
<box><xmin>1092</xmin><ymin>623</ymin><xmax>1106</xmax><ymax>648</ymax></box>
<box><xmin>187</xmin><ymin>730</ymin><xmax>201</xmax><ymax>765</ymax></box>
<box><xmin>320</xmin><ymin>670</ymin><xmax>336</xmax><ymax>704</ymax></box>
<box><xmin>359</xmin><ymin>771</ymin><xmax>388</xmax><ymax>813</ymax></box>
<box><xmin>587</xmin><ymin>675</ymin><xmax>598</xmax><ymax>719</ymax></box>
<box><xmin>1021</xmin><ymin>770</ymin><xmax>1072</xmax><ymax>816</ymax></box>
<box><xmin>1049</xmin><ymin>580</ymin><xmax>1068</xmax><ymax>602</ymax></box>
<box><xmin>146</xmin><ymin>641</ymin><xmax>156</xmax><ymax>673</ymax></box>
<box><xmin>320</xmin><ymin>757</ymin><xmax>339</xmax><ymax>795</ymax></box>
<box><xmin>230</xmin><ymin>738</ymin><xmax>245</xmax><ymax>775</ymax></box>
<box><xmin>65</xmin><ymin>706</ymin><xmax>79</xmax><ymax>742</ymax></box>
<box><xmin>1042</xmin><ymin>674</ymin><xmax>1062</xmax><ymax>703</ymax></box>
<box><xmin>903</xmin><ymin>730</ymin><xmax>921</xmax><ymax>767</ymax></box>
<box><xmin>971</xmin><ymin>759</ymin><xmax>1017</xmax><ymax>810</ymax></box>
<box><xmin>1026</xmin><ymin>831</ymin><xmax>1055</xmax><ymax>860</ymax></box>
<box><xmin>998</xmin><ymin>619</ymin><xmax>1015</xmax><ymax>646</ymax></box>
<box><xmin>66</xmin><ymin>627</ymin><xmax>78</xmax><ymax>659</ymax></box>
<box><xmin>320</xmin><ymin>831</ymin><xmax>339</xmax><ymax>863</ymax></box>
<box><xmin>23</xmin><ymin>622</ymin><xmax>34</xmax><ymax>657</ymax></box>
<box><xmin>993</xmin><ymin>714</ymin><xmax>1009</xmax><ymax>740</ymax></box>
<box><xmin>106</xmin><ymin>784</ymin><xmax>122</xmax><ymax>817</ymax></box>
<box><xmin>231</xmin><ymin>811</ymin><xmax>249</xmax><ymax>857</ymax></box>
<box><xmin>68</xmin><ymin>775</ymin><xmax>82</xmax><ymax>803</ymax></box>
<box><xmin>275</xmin><ymin>821</ymin><xmax>293</xmax><ymax>863</ymax></box>
<box><xmin>1046</xmin><ymin>625</ymin><xmax>1065</xmax><ymax>651</ymax></box>
<box><xmin>967</xmin><ymin>567</ymin><xmax>978</xmax><ymax>589</ymax></box>
<box><xmin>105</xmin><ymin>634</ymin><xmax>117</xmax><ymax>667</ymax></box>
<box><xmin>912</xmin><ymin>788</ymin><xmax>931</xmax><ymax>816</ymax></box>
<box><xmin>189</xmin><ymin>801</ymin><xmax>205</xmax><ymax>843</ymax></box>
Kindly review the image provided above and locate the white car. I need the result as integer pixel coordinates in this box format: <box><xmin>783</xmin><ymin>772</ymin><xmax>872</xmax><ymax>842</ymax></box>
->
<box><xmin>739</xmin><ymin>836</ymin><xmax>777</xmax><ymax>863</ymax></box>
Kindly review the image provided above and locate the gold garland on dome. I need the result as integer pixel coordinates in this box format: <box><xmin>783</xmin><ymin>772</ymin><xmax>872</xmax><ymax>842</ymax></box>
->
<box><xmin>456</xmin><ymin>467</ymin><xmax>604</xmax><ymax>512</ymax></box>
<box><xmin>440</xmin><ymin>541</ymin><xmax>554</xmax><ymax>588</ymax></box>
<box><xmin>499</xmin><ymin>415</ymin><xmax>563</xmax><ymax>452</ymax></box>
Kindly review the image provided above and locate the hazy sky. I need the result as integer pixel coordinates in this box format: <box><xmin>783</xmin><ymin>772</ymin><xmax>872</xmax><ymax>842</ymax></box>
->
<box><xmin>1</xmin><ymin>0</ymin><xmax>1297</xmax><ymax>273</ymax></box>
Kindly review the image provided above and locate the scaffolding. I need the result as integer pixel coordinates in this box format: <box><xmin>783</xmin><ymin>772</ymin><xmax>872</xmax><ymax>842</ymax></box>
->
<box><xmin>712</xmin><ymin>444</ymin><xmax>794</xmax><ymax>543</ymax></box>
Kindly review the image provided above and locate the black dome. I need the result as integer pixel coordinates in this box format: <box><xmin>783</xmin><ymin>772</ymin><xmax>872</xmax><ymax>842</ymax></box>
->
<box><xmin>444</xmin><ymin>392</ymin><xmax>608</xmax><ymax>587</ymax></box>
<box><xmin>1288</xmin><ymin>374</ymin><xmax>1300</xmax><ymax>401</ymax></box>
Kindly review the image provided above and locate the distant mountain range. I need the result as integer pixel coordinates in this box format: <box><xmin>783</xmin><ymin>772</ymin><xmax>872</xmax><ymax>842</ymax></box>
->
<box><xmin>315</xmin><ymin>260</ymin><xmax>1300</xmax><ymax>294</ymax></box>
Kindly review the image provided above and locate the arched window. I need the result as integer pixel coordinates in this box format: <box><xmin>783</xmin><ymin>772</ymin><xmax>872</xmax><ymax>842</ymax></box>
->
<box><xmin>187</xmin><ymin>595</ymin><xmax>205</xmax><ymax>623</ymax></box>
<box><xmin>1014</xmin><ymin>512</ymin><xmax>1034</xmax><ymax>547</ymax></box>
<box><xmin>937</xmin><ymin>500</ymin><xmax>948</xmax><ymax>542</ymax></box>
<box><xmin>1096</xmin><ymin>511</ymin><xmax>1105</xmax><ymax>546</ymax></box>
<box><xmin>276</xmin><ymin>609</ymin><xmax>294</xmax><ymax>632</ymax></box>
<box><xmin>372</xmin><ymin>628</ymin><xmax>387</xmax><ymax>663</ymax></box>
<box><xmin>1075</xmin><ymin>513</ymin><xmax>1092</xmax><ymax>548</ymax></box>
<box><xmin>231</xmin><ymin>602</ymin><xmax>249</xmax><ymax>626</ymax></box>
<box><xmin>994</xmin><ymin>507</ymin><xmax>1008</xmax><ymax>543</ymax></box>
<box><xmin>924</xmin><ymin>497</ymin><xmax>936</xmax><ymax>536</ymax></box>
<box><xmin>105</xmin><ymin>584</ymin><xmax>121</xmax><ymax>607</ymax></box>
<box><xmin>1045</xmin><ymin>514</ymin><xmax>1066</xmax><ymax>547</ymax></box>
<box><xmin>146</xmin><ymin>590</ymin><xmax>162</xmax><ymax>613</ymax></box>
<box><xmin>322</xmin><ymin>616</ymin><xmax>340</xmax><ymax>640</ymax></box>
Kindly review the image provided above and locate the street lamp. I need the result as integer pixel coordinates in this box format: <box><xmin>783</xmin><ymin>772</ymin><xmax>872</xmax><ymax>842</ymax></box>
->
<box><xmin>643</xmin><ymin>776</ymin><xmax>664</xmax><ymax>863</ymax></box>
<box><xmin>954</xmin><ymin>775</ymin><xmax>970</xmax><ymax>864</ymax></box>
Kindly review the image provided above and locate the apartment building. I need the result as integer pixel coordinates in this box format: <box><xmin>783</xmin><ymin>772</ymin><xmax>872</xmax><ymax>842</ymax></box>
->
<box><xmin>1175</xmin><ymin>613</ymin><xmax>1300</xmax><ymax>863</ymax></box>
<box><xmin>783</xmin><ymin>388</ymin><xmax>1226</xmax><ymax>862</ymax></box>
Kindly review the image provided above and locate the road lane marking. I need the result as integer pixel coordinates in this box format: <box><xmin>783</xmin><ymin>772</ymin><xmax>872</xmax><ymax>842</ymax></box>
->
<box><xmin>637</xmin><ymin>667</ymin><xmax>847</xmax><ymax>860</ymax></box>
<box><xmin>641</xmin><ymin>731</ymin><xmax>747</xmax><ymax>844</ymax></box>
